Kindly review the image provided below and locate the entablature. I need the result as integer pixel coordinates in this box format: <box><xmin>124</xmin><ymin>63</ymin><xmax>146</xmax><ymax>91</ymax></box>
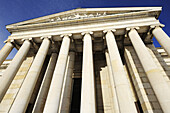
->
<box><xmin>8</xmin><ymin>17</ymin><xmax>160</xmax><ymax>40</ymax></box>
<box><xmin>4</xmin><ymin>7</ymin><xmax>163</xmax><ymax>54</ymax></box>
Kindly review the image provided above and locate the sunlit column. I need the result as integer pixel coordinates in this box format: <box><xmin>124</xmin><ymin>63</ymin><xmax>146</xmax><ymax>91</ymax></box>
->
<box><xmin>0</xmin><ymin>39</ymin><xmax>31</xmax><ymax>102</ymax></box>
<box><xmin>105</xmin><ymin>30</ymin><xmax>137</xmax><ymax>113</ymax></box>
<box><xmin>105</xmin><ymin>50</ymin><xmax>120</xmax><ymax>113</ymax></box>
<box><xmin>59</xmin><ymin>51</ymin><xmax>75</xmax><ymax>113</ymax></box>
<box><xmin>80</xmin><ymin>33</ymin><xmax>96</xmax><ymax>113</ymax></box>
<box><xmin>9</xmin><ymin>37</ymin><xmax>50</xmax><ymax>113</ymax></box>
<box><xmin>152</xmin><ymin>26</ymin><xmax>170</xmax><ymax>56</ymax></box>
<box><xmin>43</xmin><ymin>35</ymin><xmax>71</xmax><ymax>113</ymax></box>
<box><xmin>0</xmin><ymin>41</ymin><xmax>14</xmax><ymax>66</ymax></box>
<box><xmin>32</xmin><ymin>53</ymin><xmax>58</xmax><ymax>113</ymax></box>
<box><xmin>128</xmin><ymin>28</ymin><xmax>170</xmax><ymax>113</ymax></box>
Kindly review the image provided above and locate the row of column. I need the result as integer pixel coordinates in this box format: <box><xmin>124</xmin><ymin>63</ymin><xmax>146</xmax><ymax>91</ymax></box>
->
<box><xmin>0</xmin><ymin>26</ymin><xmax>170</xmax><ymax>113</ymax></box>
<box><xmin>104</xmin><ymin>27</ymin><xmax>170</xmax><ymax>113</ymax></box>
<box><xmin>128</xmin><ymin>28</ymin><xmax>170</xmax><ymax>113</ymax></box>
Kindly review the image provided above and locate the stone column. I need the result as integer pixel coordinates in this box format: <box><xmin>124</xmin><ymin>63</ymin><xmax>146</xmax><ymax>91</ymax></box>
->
<box><xmin>105</xmin><ymin>30</ymin><xmax>137</xmax><ymax>113</ymax></box>
<box><xmin>0</xmin><ymin>41</ymin><xmax>14</xmax><ymax>66</ymax></box>
<box><xmin>9</xmin><ymin>37</ymin><xmax>50</xmax><ymax>113</ymax></box>
<box><xmin>32</xmin><ymin>53</ymin><xmax>58</xmax><ymax>113</ymax></box>
<box><xmin>152</xmin><ymin>26</ymin><xmax>170</xmax><ymax>56</ymax></box>
<box><xmin>105</xmin><ymin>50</ymin><xmax>120</xmax><ymax>113</ymax></box>
<box><xmin>128</xmin><ymin>28</ymin><xmax>170</xmax><ymax>113</ymax></box>
<box><xmin>80</xmin><ymin>33</ymin><xmax>96</xmax><ymax>113</ymax></box>
<box><xmin>43</xmin><ymin>35</ymin><xmax>70</xmax><ymax>113</ymax></box>
<box><xmin>59</xmin><ymin>51</ymin><xmax>75</xmax><ymax>113</ymax></box>
<box><xmin>0</xmin><ymin>40</ymin><xmax>31</xmax><ymax>102</ymax></box>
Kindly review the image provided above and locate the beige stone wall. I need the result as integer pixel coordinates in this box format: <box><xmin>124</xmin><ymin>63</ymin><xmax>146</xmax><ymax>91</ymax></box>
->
<box><xmin>94</xmin><ymin>54</ymin><xmax>136</xmax><ymax>113</ymax></box>
<box><xmin>125</xmin><ymin>47</ymin><xmax>153</xmax><ymax>113</ymax></box>
<box><xmin>94</xmin><ymin>54</ymin><xmax>116</xmax><ymax>113</ymax></box>
<box><xmin>156</xmin><ymin>48</ymin><xmax>170</xmax><ymax>79</ymax></box>
<box><xmin>0</xmin><ymin>56</ymin><xmax>34</xmax><ymax>113</ymax></box>
<box><xmin>0</xmin><ymin>60</ymin><xmax>11</xmax><ymax>80</ymax></box>
<box><xmin>99</xmin><ymin>67</ymin><xmax>114</xmax><ymax>113</ymax></box>
<box><xmin>147</xmin><ymin>45</ymin><xmax>170</xmax><ymax>87</ymax></box>
<box><xmin>124</xmin><ymin>44</ymin><xmax>170</xmax><ymax>113</ymax></box>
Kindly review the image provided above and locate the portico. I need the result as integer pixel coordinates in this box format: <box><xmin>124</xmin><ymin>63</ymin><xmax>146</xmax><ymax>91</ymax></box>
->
<box><xmin>0</xmin><ymin>7</ymin><xmax>170</xmax><ymax>113</ymax></box>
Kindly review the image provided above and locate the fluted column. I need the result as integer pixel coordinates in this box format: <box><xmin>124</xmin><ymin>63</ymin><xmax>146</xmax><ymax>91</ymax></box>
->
<box><xmin>0</xmin><ymin>39</ymin><xmax>31</xmax><ymax>102</ymax></box>
<box><xmin>105</xmin><ymin>30</ymin><xmax>137</xmax><ymax>113</ymax></box>
<box><xmin>32</xmin><ymin>53</ymin><xmax>58</xmax><ymax>113</ymax></box>
<box><xmin>128</xmin><ymin>28</ymin><xmax>170</xmax><ymax>113</ymax></box>
<box><xmin>9</xmin><ymin>37</ymin><xmax>50</xmax><ymax>113</ymax></box>
<box><xmin>0</xmin><ymin>41</ymin><xmax>14</xmax><ymax>66</ymax></box>
<box><xmin>43</xmin><ymin>35</ymin><xmax>70</xmax><ymax>113</ymax></box>
<box><xmin>80</xmin><ymin>33</ymin><xmax>96</xmax><ymax>113</ymax></box>
<box><xmin>105</xmin><ymin>50</ymin><xmax>120</xmax><ymax>113</ymax></box>
<box><xmin>59</xmin><ymin>51</ymin><xmax>75</xmax><ymax>113</ymax></box>
<box><xmin>152</xmin><ymin>26</ymin><xmax>170</xmax><ymax>56</ymax></box>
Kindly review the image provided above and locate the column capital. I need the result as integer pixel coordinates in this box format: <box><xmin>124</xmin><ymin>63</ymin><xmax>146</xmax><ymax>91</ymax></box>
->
<box><xmin>21</xmin><ymin>38</ymin><xmax>32</xmax><ymax>44</ymax></box>
<box><xmin>103</xmin><ymin>29</ymin><xmax>115</xmax><ymax>40</ymax></box>
<box><xmin>103</xmin><ymin>29</ymin><xmax>116</xmax><ymax>33</ymax></box>
<box><xmin>21</xmin><ymin>38</ymin><xmax>30</xmax><ymax>42</ymax></box>
<box><xmin>40</xmin><ymin>36</ymin><xmax>52</xmax><ymax>40</ymax></box>
<box><xmin>81</xmin><ymin>31</ymin><xmax>93</xmax><ymax>35</ymax></box>
<box><xmin>4</xmin><ymin>39</ymin><xmax>14</xmax><ymax>43</ymax></box>
<box><xmin>60</xmin><ymin>34</ymin><xmax>72</xmax><ymax>38</ymax></box>
<box><xmin>125</xmin><ymin>27</ymin><xmax>139</xmax><ymax>39</ymax></box>
<box><xmin>29</xmin><ymin>37</ymin><xmax>33</xmax><ymax>41</ymax></box>
<box><xmin>81</xmin><ymin>32</ymin><xmax>94</xmax><ymax>41</ymax></box>
<box><xmin>150</xmin><ymin>23</ymin><xmax>165</xmax><ymax>29</ymax></box>
<box><xmin>126</xmin><ymin>27</ymin><xmax>140</xmax><ymax>31</ymax></box>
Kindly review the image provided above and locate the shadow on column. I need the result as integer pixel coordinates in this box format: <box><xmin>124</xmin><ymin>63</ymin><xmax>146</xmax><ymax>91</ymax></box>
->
<box><xmin>25</xmin><ymin>55</ymin><xmax>50</xmax><ymax>113</ymax></box>
<box><xmin>70</xmin><ymin>53</ymin><xmax>82</xmax><ymax>113</ymax></box>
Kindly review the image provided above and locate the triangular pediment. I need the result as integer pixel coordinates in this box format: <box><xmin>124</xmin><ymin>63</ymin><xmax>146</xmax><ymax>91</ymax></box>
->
<box><xmin>6</xmin><ymin>7</ymin><xmax>162</xmax><ymax>31</ymax></box>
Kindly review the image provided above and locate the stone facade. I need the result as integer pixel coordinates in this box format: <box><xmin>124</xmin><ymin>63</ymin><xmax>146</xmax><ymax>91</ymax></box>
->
<box><xmin>0</xmin><ymin>7</ymin><xmax>170</xmax><ymax>113</ymax></box>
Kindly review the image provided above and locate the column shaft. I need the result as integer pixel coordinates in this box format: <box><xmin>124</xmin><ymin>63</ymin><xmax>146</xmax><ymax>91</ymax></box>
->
<box><xmin>128</xmin><ymin>29</ymin><xmax>170</xmax><ymax>113</ymax></box>
<box><xmin>80</xmin><ymin>33</ymin><xmax>96</xmax><ymax>113</ymax></box>
<box><xmin>152</xmin><ymin>27</ymin><xmax>170</xmax><ymax>56</ymax></box>
<box><xmin>105</xmin><ymin>50</ymin><xmax>120</xmax><ymax>113</ymax></box>
<box><xmin>32</xmin><ymin>53</ymin><xmax>58</xmax><ymax>113</ymax></box>
<box><xmin>0</xmin><ymin>42</ymin><xmax>14</xmax><ymax>66</ymax></box>
<box><xmin>59</xmin><ymin>51</ymin><xmax>75</xmax><ymax>113</ymax></box>
<box><xmin>43</xmin><ymin>36</ymin><xmax>70</xmax><ymax>113</ymax></box>
<box><xmin>0</xmin><ymin>40</ymin><xmax>31</xmax><ymax>102</ymax></box>
<box><xmin>105</xmin><ymin>31</ymin><xmax>137</xmax><ymax>113</ymax></box>
<box><xmin>9</xmin><ymin>38</ymin><xmax>50</xmax><ymax>113</ymax></box>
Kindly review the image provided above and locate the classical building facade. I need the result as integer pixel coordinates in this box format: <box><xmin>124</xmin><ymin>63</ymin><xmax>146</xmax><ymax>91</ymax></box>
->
<box><xmin>0</xmin><ymin>7</ymin><xmax>170</xmax><ymax>113</ymax></box>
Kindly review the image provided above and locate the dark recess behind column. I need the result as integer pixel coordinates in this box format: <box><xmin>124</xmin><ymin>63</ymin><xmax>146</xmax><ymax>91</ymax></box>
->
<box><xmin>70</xmin><ymin>78</ymin><xmax>82</xmax><ymax>113</ymax></box>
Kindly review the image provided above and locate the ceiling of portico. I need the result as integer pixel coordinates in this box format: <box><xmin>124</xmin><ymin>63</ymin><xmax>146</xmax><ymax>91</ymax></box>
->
<box><xmin>6</xmin><ymin>7</ymin><xmax>162</xmax><ymax>32</ymax></box>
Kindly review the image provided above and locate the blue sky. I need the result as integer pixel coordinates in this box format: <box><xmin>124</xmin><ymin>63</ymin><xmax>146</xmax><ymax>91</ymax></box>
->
<box><xmin>0</xmin><ymin>0</ymin><xmax>169</xmax><ymax>59</ymax></box>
